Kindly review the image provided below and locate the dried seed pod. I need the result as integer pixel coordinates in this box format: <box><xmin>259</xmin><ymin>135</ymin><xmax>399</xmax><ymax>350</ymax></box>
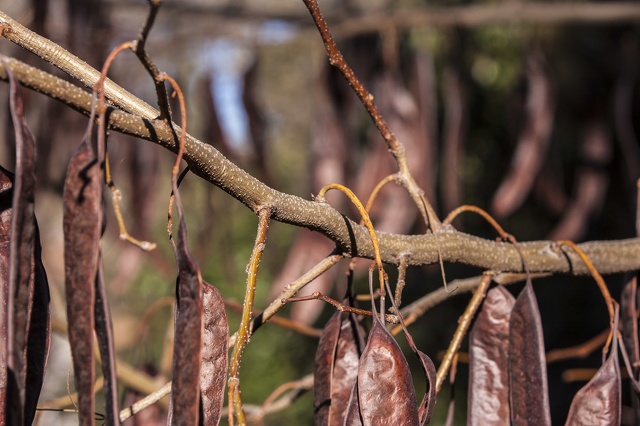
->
<box><xmin>3</xmin><ymin>57</ymin><xmax>51</xmax><ymax>426</ymax></box>
<box><xmin>357</xmin><ymin>316</ymin><xmax>419</xmax><ymax>426</ymax></box>
<box><xmin>314</xmin><ymin>310</ymin><xmax>364</xmax><ymax>426</ymax></box>
<box><xmin>63</xmin><ymin>139</ymin><xmax>102</xmax><ymax>426</ymax></box>
<box><xmin>509</xmin><ymin>280</ymin><xmax>551</xmax><ymax>425</ymax></box>
<box><xmin>468</xmin><ymin>286</ymin><xmax>515</xmax><ymax>426</ymax></box>
<box><xmin>200</xmin><ymin>282</ymin><xmax>228</xmax><ymax>426</ymax></box>
<box><xmin>169</xmin><ymin>216</ymin><xmax>204</xmax><ymax>426</ymax></box>
<box><xmin>621</xmin><ymin>274</ymin><xmax>640</xmax><ymax>422</ymax></box>
<box><xmin>94</xmin><ymin>263</ymin><xmax>119</xmax><ymax>425</ymax></box>
<box><xmin>565</xmin><ymin>329</ymin><xmax>621</xmax><ymax>425</ymax></box>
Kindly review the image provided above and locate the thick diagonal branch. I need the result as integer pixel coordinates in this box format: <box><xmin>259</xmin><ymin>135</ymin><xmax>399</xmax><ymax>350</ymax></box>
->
<box><xmin>0</xmin><ymin>57</ymin><xmax>638</xmax><ymax>276</ymax></box>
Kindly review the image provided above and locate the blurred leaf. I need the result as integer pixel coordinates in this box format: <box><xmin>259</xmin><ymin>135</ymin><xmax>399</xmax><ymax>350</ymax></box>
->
<box><xmin>491</xmin><ymin>50</ymin><xmax>554</xmax><ymax>218</ymax></box>
<box><xmin>468</xmin><ymin>286</ymin><xmax>515</xmax><ymax>425</ymax></box>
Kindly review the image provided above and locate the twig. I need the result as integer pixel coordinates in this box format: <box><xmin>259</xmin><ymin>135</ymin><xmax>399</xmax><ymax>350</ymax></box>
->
<box><xmin>224</xmin><ymin>299</ymin><xmax>322</xmax><ymax>338</ymax></box>
<box><xmin>228</xmin><ymin>208</ymin><xmax>271</xmax><ymax>426</ymax></box>
<box><xmin>238</xmin><ymin>252</ymin><xmax>343</xmax><ymax>345</ymax></box>
<box><xmin>96</xmin><ymin>41</ymin><xmax>157</xmax><ymax>251</ymax></box>
<box><xmin>364</xmin><ymin>174</ymin><xmax>399</xmax><ymax>213</ymax></box>
<box><xmin>49</xmin><ymin>317</ymin><xmax>169</xmax><ymax>408</ymax></box>
<box><xmin>546</xmin><ymin>328</ymin><xmax>609</xmax><ymax>364</ymax></box>
<box><xmin>286</xmin><ymin>292</ymin><xmax>399</xmax><ymax>323</ymax></box>
<box><xmin>393</xmin><ymin>257</ymin><xmax>408</xmax><ymax>312</ymax></box>
<box><xmin>119</xmin><ymin>381</ymin><xmax>171</xmax><ymax>422</ymax></box>
<box><xmin>302</xmin><ymin>0</ymin><xmax>440</xmax><ymax>231</ymax></box>
<box><xmin>557</xmin><ymin>240</ymin><xmax>616</xmax><ymax>356</ymax></box>
<box><xmin>38</xmin><ymin>376</ymin><xmax>104</xmax><ymax>409</ymax></box>
<box><xmin>317</xmin><ymin>183</ymin><xmax>385</xmax><ymax>307</ymax></box>
<box><xmin>131</xmin><ymin>0</ymin><xmax>172</xmax><ymax>120</ymax></box>
<box><xmin>247</xmin><ymin>374</ymin><xmax>314</xmax><ymax>423</ymax></box>
<box><xmin>222</xmin><ymin>374</ymin><xmax>314</xmax><ymax>422</ymax></box>
<box><xmin>435</xmin><ymin>272</ymin><xmax>493</xmax><ymax>393</ymax></box>
<box><xmin>396</xmin><ymin>273</ymin><xmax>549</xmax><ymax>331</ymax></box>
<box><xmin>0</xmin><ymin>11</ymin><xmax>158</xmax><ymax>118</ymax></box>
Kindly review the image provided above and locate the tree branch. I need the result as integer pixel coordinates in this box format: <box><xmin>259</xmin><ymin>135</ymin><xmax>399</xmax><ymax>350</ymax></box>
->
<box><xmin>102</xmin><ymin>2</ymin><xmax>640</xmax><ymax>30</ymax></box>
<box><xmin>0</xmin><ymin>52</ymin><xmax>638</xmax><ymax>276</ymax></box>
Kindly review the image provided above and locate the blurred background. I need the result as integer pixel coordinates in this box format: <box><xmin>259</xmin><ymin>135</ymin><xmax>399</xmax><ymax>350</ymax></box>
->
<box><xmin>0</xmin><ymin>0</ymin><xmax>639</xmax><ymax>424</ymax></box>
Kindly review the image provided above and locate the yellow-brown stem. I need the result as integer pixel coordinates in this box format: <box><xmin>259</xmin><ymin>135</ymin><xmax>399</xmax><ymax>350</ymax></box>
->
<box><xmin>228</xmin><ymin>208</ymin><xmax>271</xmax><ymax>425</ymax></box>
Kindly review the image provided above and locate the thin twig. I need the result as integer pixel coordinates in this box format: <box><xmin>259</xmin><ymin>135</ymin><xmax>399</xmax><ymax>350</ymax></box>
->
<box><xmin>38</xmin><ymin>376</ymin><xmax>104</xmax><ymax>410</ymax></box>
<box><xmin>119</xmin><ymin>381</ymin><xmax>171</xmax><ymax>422</ymax></box>
<box><xmin>435</xmin><ymin>272</ymin><xmax>493</xmax><ymax>393</ymax></box>
<box><xmin>237</xmin><ymin>252</ymin><xmax>344</xmax><ymax>345</ymax></box>
<box><xmin>396</xmin><ymin>273</ymin><xmax>549</xmax><ymax>332</ymax></box>
<box><xmin>228</xmin><ymin>208</ymin><xmax>271</xmax><ymax>426</ymax></box>
<box><xmin>286</xmin><ymin>292</ymin><xmax>399</xmax><ymax>323</ymax></box>
<box><xmin>222</xmin><ymin>374</ymin><xmax>314</xmax><ymax>422</ymax></box>
<box><xmin>96</xmin><ymin>41</ymin><xmax>157</xmax><ymax>251</ymax></box>
<box><xmin>393</xmin><ymin>257</ymin><xmax>408</xmax><ymax>312</ymax></box>
<box><xmin>248</xmin><ymin>374</ymin><xmax>314</xmax><ymax>423</ymax></box>
<box><xmin>364</xmin><ymin>174</ymin><xmax>399</xmax><ymax>213</ymax></box>
<box><xmin>49</xmin><ymin>317</ymin><xmax>170</xmax><ymax>408</ymax></box>
<box><xmin>224</xmin><ymin>299</ymin><xmax>323</xmax><ymax>338</ymax></box>
<box><xmin>132</xmin><ymin>0</ymin><xmax>172</xmax><ymax>120</ymax></box>
<box><xmin>557</xmin><ymin>240</ymin><xmax>616</xmax><ymax>356</ymax></box>
<box><xmin>317</xmin><ymin>183</ymin><xmax>386</xmax><ymax>308</ymax></box>
<box><xmin>545</xmin><ymin>328</ymin><xmax>609</xmax><ymax>364</ymax></box>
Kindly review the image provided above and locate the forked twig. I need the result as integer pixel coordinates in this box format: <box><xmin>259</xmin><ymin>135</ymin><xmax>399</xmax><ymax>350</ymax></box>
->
<box><xmin>302</xmin><ymin>0</ymin><xmax>440</xmax><ymax>231</ymax></box>
<box><xmin>231</xmin><ymin>252</ymin><xmax>344</xmax><ymax>346</ymax></box>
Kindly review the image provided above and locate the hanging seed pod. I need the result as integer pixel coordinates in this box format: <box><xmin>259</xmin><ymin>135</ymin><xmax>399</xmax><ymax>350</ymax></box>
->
<box><xmin>356</xmin><ymin>316</ymin><xmax>419</xmax><ymax>426</ymax></box>
<box><xmin>509</xmin><ymin>280</ymin><xmax>551</xmax><ymax>425</ymax></box>
<box><xmin>314</xmin><ymin>310</ymin><xmax>364</xmax><ymax>426</ymax></box>
<box><xmin>200</xmin><ymin>282</ymin><xmax>228</xmax><ymax>426</ymax></box>
<box><xmin>63</xmin><ymin>138</ymin><xmax>102</xmax><ymax>426</ymax></box>
<box><xmin>468</xmin><ymin>286</ymin><xmax>515</xmax><ymax>426</ymax></box>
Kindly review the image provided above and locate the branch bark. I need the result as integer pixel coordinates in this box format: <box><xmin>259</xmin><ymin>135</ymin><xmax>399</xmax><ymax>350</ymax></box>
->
<box><xmin>0</xmin><ymin>14</ymin><xmax>638</xmax><ymax>277</ymax></box>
